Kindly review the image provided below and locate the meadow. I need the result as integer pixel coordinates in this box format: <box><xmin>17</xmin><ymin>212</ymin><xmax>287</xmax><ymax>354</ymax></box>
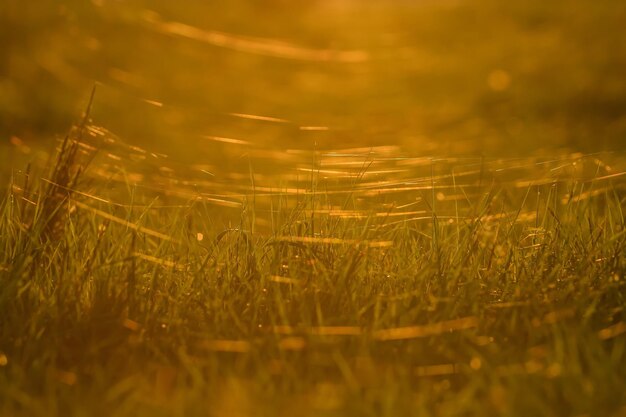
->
<box><xmin>1</xmin><ymin>0</ymin><xmax>626</xmax><ymax>416</ymax></box>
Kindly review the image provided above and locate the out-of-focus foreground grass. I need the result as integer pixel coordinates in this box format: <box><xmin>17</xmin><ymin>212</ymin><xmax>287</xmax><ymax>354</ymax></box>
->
<box><xmin>1</xmin><ymin>1</ymin><xmax>626</xmax><ymax>416</ymax></box>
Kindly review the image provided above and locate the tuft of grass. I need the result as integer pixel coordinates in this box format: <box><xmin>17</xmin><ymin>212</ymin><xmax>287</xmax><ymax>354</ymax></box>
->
<box><xmin>1</xmin><ymin>122</ymin><xmax>625</xmax><ymax>417</ymax></box>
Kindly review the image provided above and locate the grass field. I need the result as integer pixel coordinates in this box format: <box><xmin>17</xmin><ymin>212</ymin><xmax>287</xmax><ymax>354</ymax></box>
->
<box><xmin>1</xmin><ymin>1</ymin><xmax>626</xmax><ymax>416</ymax></box>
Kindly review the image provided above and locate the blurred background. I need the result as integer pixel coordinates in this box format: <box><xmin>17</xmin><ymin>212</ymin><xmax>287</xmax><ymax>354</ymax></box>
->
<box><xmin>1</xmin><ymin>0</ymin><xmax>626</xmax><ymax>161</ymax></box>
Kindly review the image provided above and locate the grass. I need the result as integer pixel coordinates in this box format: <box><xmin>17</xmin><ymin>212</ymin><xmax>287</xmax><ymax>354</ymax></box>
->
<box><xmin>1</xmin><ymin>116</ymin><xmax>625</xmax><ymax>416</ymax></box>
<box><xmin>2</xmin><ymin>1</ymin><xmax>626</xmax><ymax>415</ymax></box>
<box><xmin>3</xmin><ymin>0</ymin><xmax>626</xmax><ymax>153</ymax></box>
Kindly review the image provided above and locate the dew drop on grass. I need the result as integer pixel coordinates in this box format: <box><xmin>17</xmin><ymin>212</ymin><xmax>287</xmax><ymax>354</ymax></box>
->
<box><xmin>546</xmin><ymin>363</ymin><xmax>562</xmax><ymax>378</ymax></box>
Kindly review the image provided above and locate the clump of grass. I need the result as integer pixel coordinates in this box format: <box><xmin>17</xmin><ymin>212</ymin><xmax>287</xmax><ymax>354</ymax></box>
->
<box><xmin>0</xmin><ymin>121</ymin><xmax>625</xmax><ymax>417</ymax></box>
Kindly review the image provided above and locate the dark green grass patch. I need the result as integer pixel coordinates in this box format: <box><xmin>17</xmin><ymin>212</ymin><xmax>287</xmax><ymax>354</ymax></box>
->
<box><xmin>1</xmin><ymin>123</ymin><xmax>625</xmax><ymax>416</ymax></box>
